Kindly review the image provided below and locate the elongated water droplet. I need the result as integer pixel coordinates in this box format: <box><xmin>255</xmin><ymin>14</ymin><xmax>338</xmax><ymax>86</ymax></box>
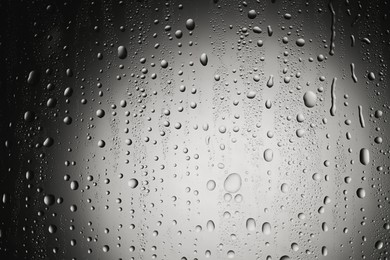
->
<box><xmin>117</xmin><ymin>46</ymin><xmax>127</xmax><ymax>59</ymax></box>
<box><xmin>329</xmin><ymin>2</ymin><xmax>336</xmax><ymax>55</ymax></box>
<box><xmin>360</xmin><ymin>148</ymin><xmax>370</xmax><ymax>165</ymax></box>
<box><xmin>262</xmin><ymin>222</ymin><xmax>271</xmax><ymax>235</ymax></box>
<box><xmin>358</xmin><ymin>105</ymin><xmax>365</xmax><ymax>128</ymax></box>
<box><xmin>263</xmin><ymin>149</ymin><xmax>273</xmax><ymax>162</ymax></box>
<box><xmin>330</xmin><ymin>77</ymin><xmax>337</xmax><ymax>116</ymax></box>
<box><xmin>351</xmin><ymin>63</ymin><xmax>358</xmax><ymax>83</ymax></box>
<box><xmin>207</xmin><ymin>220</ymin><xmax>215</xmax><ymax>231</ymax></box>
<box><xmin>200</xmin><ymin>53</ymin><xmax>208</xmax><ymax>66</ymax></box>
<box><xmin>246</xmin><ymin>218</ymin><xmax>256</xmax><ymax>231</ymax></box>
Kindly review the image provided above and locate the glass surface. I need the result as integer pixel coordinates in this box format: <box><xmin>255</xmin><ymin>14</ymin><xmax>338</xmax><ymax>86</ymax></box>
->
<box><xmin>0</xmin><ymin>0</ymin><xmax>389</xmax><ymax>259</ymax></box>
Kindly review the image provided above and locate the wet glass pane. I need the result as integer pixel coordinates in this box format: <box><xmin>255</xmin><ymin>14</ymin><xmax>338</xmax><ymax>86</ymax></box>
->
<box><xmin>0</xmin><ymin>0</ymin><xmax>389</xmax><ymax>259</ymax></box>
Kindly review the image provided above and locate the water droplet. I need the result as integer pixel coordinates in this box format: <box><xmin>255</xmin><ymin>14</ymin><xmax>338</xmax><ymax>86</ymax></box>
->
<box><xmin>44</xmin><ymin>194</ymin><xmax>55</xmax><ymax>206</ymax></box>
<box><xmin>224</xmin><ymin>173</ymin><xmax>242</xmax><ymax>193</ymax></box>
<box><xmin>303</xmin><ymin>91</ymin><xmax>317</xmax><ymax>108</ymax></box>
<box><xmin>247</xmin><ymin>9</ymin><xmax>257</xmax><ymax>19</ymax></box>
<box><xmin>247</xmin><ymin>90</ymin><xmax>256</xmax><ymax>99</ymax></box>
<box><xmin>117</xmin><ymin>46</ymin><xmax>127</xmax><ymax>59</ymax></box>
<box><xmin>246</xmin><ymin>218</ymin><xmax>256</xmax><ymax>231</ymax></box>
<box><xmin>368</xmin><ymin>72</ymin><xmax>375</xmax><ymax>81</ymax></box>
<box><xmin>207</xmin><ymin>220</ymin><xmax>215</xmax><ymax>231</ymax></box>
<box><xmin>96</xmin><ymin>109</ymin><xmax>105</xmax><ymax>118</ymax></box>
<box><xmin>200</xmin><ymin>53</ymin><xmax>208</xmax><ymax>66</ymax></box>
<box><xmin>262</xmin><ymin>222</ymin><xmax>271</xmax><ymax>235</ymax></box>
<box><xmin>128</xmin><ymin>178</ymin><xmax>138</xmax><ymax>188</ymax></box>
<box><xmin>375</xmin><ymin>240</ymin><xmax>384</xmax><ymax>250</ymax></box>
<box><xmin>356</xmin><ymin>188</ymin><xmax>366</xmax><ymax>198</ymax></box>
<box><xmin>185</xmin><ymin>18</ymin><xmax>195</xmax><ymax>30</ymax></box>
<box><xmin>296</xmin><ymin>38</ymin><xmax>305</xmax><ymax>47</ymax></box>
<box><xmin>27</xmin><ymin>70</ymin><xmax>39</xmax><ymax>85</ymax></box>
<box><xmin>206</xmin><ymin>180</ymin><xmax>216</xmax><ymax>191</ymax></box>
<box><xmin>43</xmin><ymin>137</ymin><xmax>54</xmax><ymax>147</ymax></box>
<box><xmin>227</xmin><ymin>250</ymin><xmax>235</xmax><ymax>258</ymax></box>
<box><xmin>359</xmin><ymin>148</ymin><xmax>370</xmax><ymax>165</ymax></box>
<box><xmin>263</xmin><ymin>149</ymin><xmax>273</xmax><ymax>162</ymax></box>
<box><xmin>281</xmin><ymin>183</ymin><xmax>289</xmax><ymax>193</ymax></box>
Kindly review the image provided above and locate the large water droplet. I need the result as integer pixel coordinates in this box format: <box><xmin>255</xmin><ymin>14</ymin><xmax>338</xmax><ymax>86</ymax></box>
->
<box><xmin>359</xmin><ymin>148</ymin><xmax>370</xmax><ymax>165</ymax></box>
<box><xmin>246</xmin><ymin>218</ymin><xmax>256</xmax><ymax>232</ymax></box>
<box><xmin>262</xmin><ymin>222</ymin><xmax>271</xmax><ymax>235</ymax></box>
<box><xmin>224</xmin><ymin>173</ymin><xmax>242</xmax><ymax>193</ymax></box>
<box><xmin>200</xmin><ymin>53</ymin><xmax>208</xmax><ymax>66</ymax></box>
<box><xmin>263</xmin><ymin>149</ymin><xmax>274</xmax><ymax>162</ymax></box>
<box><xmin>303</xmin><ymin>91</ymin><xmax>317</xmax><ymax>108</ymax></box>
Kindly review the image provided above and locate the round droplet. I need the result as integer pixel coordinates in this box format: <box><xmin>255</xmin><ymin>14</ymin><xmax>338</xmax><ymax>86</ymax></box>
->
<box><xmin>224</xmin><ymin>173</ymin><xmax>242</xmax><ymax>193</ymax></box>
<box><xmin>246</xmin><ymin>218</ymin><xmax>256</xmax><ymax>232</ymax></box>
<box><xmin>263</xmin><ymin>149</ymin><xmax>273</xmax><ymax>162</ymax></box>
<box><xmin>248</xmin><ymin>10</ymin><xmax>257</xmax><ymax>19</ymax></box>
<box><xmin>44</xmin><ymin>194</ymin><xmax>55</xmax><ymax>206</ymax></box>
<box><xmin>128</xmin><ymin>178</ymin><xmax>138</xmax><ymax>188</ymax></box>
<box><xmin>207</xmin><ymin>180</ymin><xmax>216</xmax><ymax>191</ymax></box>
<box><xmin>262</xmin><ymin>222</ymin><xmax>271</xmax><ymax>235</ymax></box>
<box><xmin>63</xmin><ymin>116</ymin><xmax>72</xmax><ymax>125</ymax></box>
<box><xmin>227</xmin><ymin>250</ymin><xmax>235</xmax><ymax>258</ymax></box>
<box><xmin>185</xmin><ymin>18</ymin><xmax>195</xmax><ymax>30</ymax></box>
<box><xmin>96</xmin><ymin>109</ymin><xmax>105</xmax><ymax>118</ymax></box>
<box><xmin>102</xmin><ymin>245</ymin><xmax>109</xmax><ymax>252</ymax></box>
<box><xmin>175</xmin><ymin>30</ymin><xmax>183</xmax><ymax>39</ymax></box>
<box><xmin>291</xmin><ymin>243</ymin><xmax>299</xmax><ymax>251</ymax></box>
<box><xmin>296</xmin><ymin>38</ymin><xmax>305</xmax><ymax>47</ymax></box>
<box><xmin>200</xmin><ymin>53</ymin><xmax>208</xmax><ymax>66</ymax></box>
<box><xmin>161</xmin><ymin>59</ymin><xmax>168</xmax><ymax>68</ymax></box>
<box><xmin>303</xmin><ymin>91</ymin><xmax>317</xmax><ymax>108</ymax></box>
<box><xmin>117</xmin><ymin>46</ymin><xmax>127</xmax><ymax>59</ymax></box>
<box><xmin>247</xmin><ymin>91</ymin><xmax>256</xmax><ymax>99</ymax></box>
<box><xmin>98</xmin><ymin>140</ymin><xmax>106</xmax><ymax>148</ymax></box>
<box><xmin>280</xmin><ymin>256</ymin><xmax>290</xmax><ymax>260</ymax></box>
<box><xmin>356</xmin><ymin>188</ymin><xmax>366</xmax><ymax>198</ymax></box>
<box><xmin>359</xmin><ymin>148</ymin><xmax>370</xmax><ymax>165</ymax></box>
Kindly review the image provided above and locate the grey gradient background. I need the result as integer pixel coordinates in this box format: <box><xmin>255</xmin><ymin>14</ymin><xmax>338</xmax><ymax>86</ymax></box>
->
<box><xmin>0</xmin><ymin>0</ymin><xmax>389</xmax><ymax>259</ymax></box>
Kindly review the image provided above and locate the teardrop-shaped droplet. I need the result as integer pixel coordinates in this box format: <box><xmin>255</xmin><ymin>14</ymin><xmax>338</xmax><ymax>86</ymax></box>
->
<box><xmin>267</xmin><ymin>75</ymin><xmax>274</xmax><ymax>87</ymax></box>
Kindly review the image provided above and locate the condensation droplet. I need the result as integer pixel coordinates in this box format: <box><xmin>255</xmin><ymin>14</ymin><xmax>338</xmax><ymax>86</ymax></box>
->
<box><xmin>246</xmin><ymin>218</ymin><xmax>256</xmax><ymax>232</ymax></box>
<box><xmin>224</xmin><ymin>173</ymin><xmax>242</xmax><ymax>193</ymax></box>
<box><xmin>303</xmin><ymin>91</ymin><xmax>317</xmax><ymax>108</ymax></box>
